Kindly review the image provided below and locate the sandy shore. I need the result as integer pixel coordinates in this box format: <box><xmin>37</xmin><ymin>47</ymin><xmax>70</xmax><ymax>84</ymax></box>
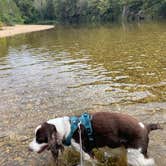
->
<box><xmin>0</xmin><ymin>24</ymin><xmax>54</xmax><ymax>38</ymax></box>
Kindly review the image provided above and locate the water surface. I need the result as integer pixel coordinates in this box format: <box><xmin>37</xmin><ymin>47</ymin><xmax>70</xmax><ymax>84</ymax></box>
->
<box><xmin>0</xmin><ymin>22</ymin><xmax>166</xmax><ymax>165</ymax></box>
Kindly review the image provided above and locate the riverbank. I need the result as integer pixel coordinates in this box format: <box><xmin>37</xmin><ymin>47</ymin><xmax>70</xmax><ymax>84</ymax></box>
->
<box><xmin>0</xmin><ymin>24</ymin><xmax>54</xmax><ymax>38</ymax></box>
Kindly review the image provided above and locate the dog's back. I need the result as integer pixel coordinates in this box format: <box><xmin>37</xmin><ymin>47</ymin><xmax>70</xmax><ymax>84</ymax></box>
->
<box><xmin>91</xmin><ymin>112</ymin><xmax>160</xmax><ymax>155</ymax></box>
<box><xmin>92</xmin><ymin>112</ymin><xmax>143</xmax><ymax>139</ymax></box>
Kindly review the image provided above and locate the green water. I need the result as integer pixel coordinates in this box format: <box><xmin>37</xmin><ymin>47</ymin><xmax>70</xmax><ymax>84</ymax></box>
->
<box><xmin>0</xmin><ymin>22</ymin><xmax>166</xmax><ymax>166</ymax></box>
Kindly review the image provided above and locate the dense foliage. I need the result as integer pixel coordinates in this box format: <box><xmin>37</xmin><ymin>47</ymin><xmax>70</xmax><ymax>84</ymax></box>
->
<box><xmin>0</xmin><ymin>0</ymin><xmax>23</xmax><ymax>25</ymax></box>
<box><xmin>0</xmin><ymin>0</ymin><xmax>166</xmax><ymax>24</ymax></box>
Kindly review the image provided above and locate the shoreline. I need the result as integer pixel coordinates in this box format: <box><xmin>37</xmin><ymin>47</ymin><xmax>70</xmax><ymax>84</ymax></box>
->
<box><xmin>0</xmin><ymin>24</ymin><xmax>54</xmax><ymax>38</ymax></box>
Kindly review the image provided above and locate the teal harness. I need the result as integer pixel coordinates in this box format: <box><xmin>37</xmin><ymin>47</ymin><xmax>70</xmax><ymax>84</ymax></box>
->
<box><xmin>64</xmin><ymin>113</ymin><xmax>94</xmax><ymax>146</ymax></box>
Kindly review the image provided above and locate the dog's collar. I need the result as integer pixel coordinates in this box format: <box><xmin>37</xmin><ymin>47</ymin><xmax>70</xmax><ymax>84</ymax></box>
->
<box><xmin>63</xmin><ymin>113</ymin><xmax>93</xmax><ymax>146</ymax></box>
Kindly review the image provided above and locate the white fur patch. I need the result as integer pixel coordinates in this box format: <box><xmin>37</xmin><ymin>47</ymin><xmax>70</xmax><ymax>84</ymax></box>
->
<box><xmin>138</xmin><ymin>147</ymin><xmax>142</xmax><ymax>152</ymax></box>
<box><xmin>47</xmin><ymin>116</ymin><xmax>71</xmax><ymax>139</ymax></box>
<box><xmin>139</xmin><ymin>122</ymin><xmax>145</xmax><ymax>129</ymax></box>
<box><xmin>127</xmin><ymin>148</ymin><xmax>155</xmax><ymax>166</ymax></box>
<box><xmin>29</xmin><ymin>138</ymin><xmax>47</xmax><ymax>152</ymax></box>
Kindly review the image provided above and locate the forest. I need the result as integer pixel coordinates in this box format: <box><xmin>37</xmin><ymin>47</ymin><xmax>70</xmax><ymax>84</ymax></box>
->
<box><xmin>0</xmin><ymin>0</ymin><xmax>166</xmax><ymax>25</ymax></box>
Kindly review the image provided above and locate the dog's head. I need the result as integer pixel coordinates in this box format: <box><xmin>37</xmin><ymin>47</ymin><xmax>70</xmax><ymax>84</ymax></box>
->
<box><xmin>29</xmin><ymin>122</ymin><xmax>63</xmax><ymax>157</ymax></box>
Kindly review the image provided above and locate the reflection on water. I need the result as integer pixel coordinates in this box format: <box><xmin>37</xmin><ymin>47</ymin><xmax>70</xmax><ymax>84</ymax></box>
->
<box><xmin>0</xmin><ymin>22</ymin><xmax>166</xmax><ymax>166</ymax></box>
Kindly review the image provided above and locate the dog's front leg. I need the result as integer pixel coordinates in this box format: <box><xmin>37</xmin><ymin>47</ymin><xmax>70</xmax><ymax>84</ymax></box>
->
<box><xmin>71</xmin><ymin>139</ymin><xmax>91</xmax><ymax>160</ymax></box>
<box><xmin>71</xmin><ymin>139</ymin><xmax>97</xmax><ymax>166</ymax></box>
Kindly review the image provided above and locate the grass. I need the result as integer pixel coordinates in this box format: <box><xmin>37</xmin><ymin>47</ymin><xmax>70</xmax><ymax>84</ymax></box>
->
<box><xmin>48</xmin><ymin>147</ymin><xmax>127</xmax><ymax>166</ymax></box>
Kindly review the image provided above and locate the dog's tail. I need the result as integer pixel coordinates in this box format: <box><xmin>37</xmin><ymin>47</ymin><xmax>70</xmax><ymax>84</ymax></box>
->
<box><xmin>146</xmin><ymin>123</ymin><xmax>162</xmax><ymax>133</ymax></box>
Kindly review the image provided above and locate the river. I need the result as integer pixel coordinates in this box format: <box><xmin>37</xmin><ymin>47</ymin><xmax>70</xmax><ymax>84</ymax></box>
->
<box><xmin>0</xmin><ymin>22</ymin><xmax>166</xmax><ymax>165</ymax></box>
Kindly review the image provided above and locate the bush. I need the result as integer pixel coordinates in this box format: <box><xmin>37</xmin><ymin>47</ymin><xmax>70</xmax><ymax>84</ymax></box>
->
<box><xmin>0</xmin><ymin>0</ymin><xmax>23</xmax><ymax>25</ymax></box>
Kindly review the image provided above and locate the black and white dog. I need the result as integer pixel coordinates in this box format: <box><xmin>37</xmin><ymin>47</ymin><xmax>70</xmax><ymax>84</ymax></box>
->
<box><xmin>29</xmin><ymin>112</ymin><xmax>161</xmax><ymax>165</ymax></box>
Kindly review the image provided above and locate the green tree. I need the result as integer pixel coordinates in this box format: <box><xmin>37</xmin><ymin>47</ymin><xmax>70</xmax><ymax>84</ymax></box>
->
<box><xmin>1</xmin><ymin>0</ymin><xmax>166</xmax><ymax>24</ymax></box>
<box><xmin>0</xmin><ymin>0</ymin><xmax>23</xmax><ymax>25</ymax></box>
<box><xmin>14</xmin><ymin>0</ymin><xmax>38</xmax><ymax>23</ymax></box>
<box><xmin>44</xmin><ymin>0</ymin><xmax>56</xmax><ymax>20</ymax></box>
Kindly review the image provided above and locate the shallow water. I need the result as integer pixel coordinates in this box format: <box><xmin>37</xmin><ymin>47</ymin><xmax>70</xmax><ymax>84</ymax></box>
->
<box><xmin>0</xmin><ymin>22</ymin><xmax>166</xmax><ymax>166</ymax></box>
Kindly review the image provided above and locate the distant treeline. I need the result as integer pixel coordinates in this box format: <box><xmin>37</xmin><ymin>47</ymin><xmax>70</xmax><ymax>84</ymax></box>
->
<box><xmin>0</xmin><ymin>0</ymin><xmax>166</xmax><ymax>25</ymax></box>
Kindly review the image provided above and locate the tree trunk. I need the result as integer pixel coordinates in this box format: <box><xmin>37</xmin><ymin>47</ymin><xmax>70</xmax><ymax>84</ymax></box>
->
<box><xmin>122</xmin><ymin>5</ymin><xmax>129</xmax><ymax>22</ymax></box>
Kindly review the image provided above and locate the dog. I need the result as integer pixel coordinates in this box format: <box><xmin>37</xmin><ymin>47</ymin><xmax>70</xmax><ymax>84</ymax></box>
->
<box><xmin>29</xmin><ymin>112</ymin><xmax>162</xmax><ymax>165</ymax></box>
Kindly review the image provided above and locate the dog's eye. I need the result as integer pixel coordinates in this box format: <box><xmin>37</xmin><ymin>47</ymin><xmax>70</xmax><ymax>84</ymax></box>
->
<box><xmin>36</xmin><ymin>136</ymin><xmax>48</xmax><ymax>144</ymax></box>
<box><xmin>36</xmin><ymin>130</ymin><xmax>48</xmax><ymax>144</ymax></box>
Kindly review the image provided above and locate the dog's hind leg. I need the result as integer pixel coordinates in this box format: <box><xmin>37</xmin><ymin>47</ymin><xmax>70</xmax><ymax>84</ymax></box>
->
<box><xmin>127</xmin><ymin>148</ymin><xmax>155</xmax><ymax>166</ymax></box>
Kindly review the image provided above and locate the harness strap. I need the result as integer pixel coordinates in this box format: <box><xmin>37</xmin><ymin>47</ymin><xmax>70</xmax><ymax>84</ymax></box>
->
<box><xmin>64</xmin><ymin>116</ymin><xmax>80</xmax><ymax>146</ymax></box>
<box><xmin>63</xmin><ymin>113</ymin><xmax>94</xmax><ymax>146</ymax></box>
<box><xmin>79</xmin><ymin>113</ymin><xmax>94</xmax><ymax>142</ymax></box>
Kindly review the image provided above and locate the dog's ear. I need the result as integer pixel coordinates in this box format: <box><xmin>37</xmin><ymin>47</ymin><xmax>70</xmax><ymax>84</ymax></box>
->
<box><xmin>47</xmin><ymin>124</ymin><xmax>57</xmax><ymax>145</ymax></box>
<box><xmin>47</xmin><ymin>124</ymin><xmax>57</xmax><ymax>148</ymax></box>
<box><xmin>47</xmin><ymin>125</ymin><xmax>64</xmax><ymax>161</ymax></box>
